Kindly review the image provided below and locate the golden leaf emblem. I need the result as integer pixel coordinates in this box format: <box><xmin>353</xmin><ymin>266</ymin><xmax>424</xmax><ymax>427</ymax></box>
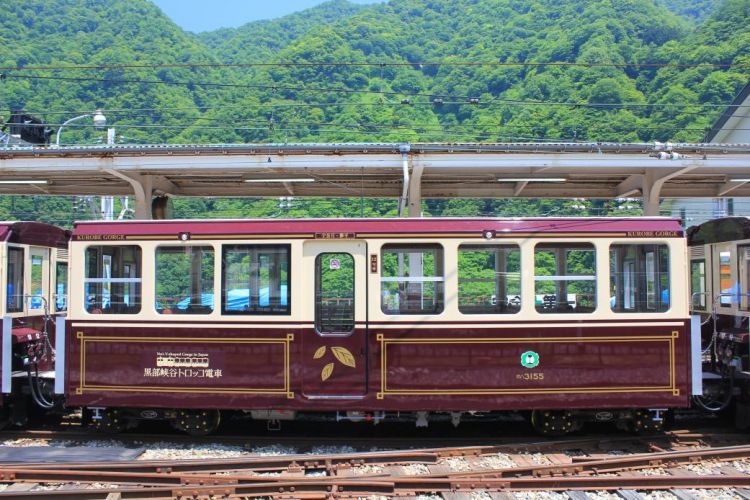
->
<box><xmin>313</xmin><ymin>346</ymin><xmax>326</xmax><ymax>359</ymax></box>
<box><xmin>321</xmin><ymin>363</ymin><xmax>334</xmax><ymax>381</ymax></box>
<box><xmin>331</xmin><ymin>347</ymin><xmax>356</xmax><ymax>368</ymax></box>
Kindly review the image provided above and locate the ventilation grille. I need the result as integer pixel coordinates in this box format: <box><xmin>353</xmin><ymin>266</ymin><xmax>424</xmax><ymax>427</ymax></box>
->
<box><xmin>57</xmin><ymin>248</ymin><xmax>69</xmax><ymax>261</ymax></box>
<box><xmin>690</xmin><ymin>246</ymin><xmax>705</xmax><ymax>259</ymax></box>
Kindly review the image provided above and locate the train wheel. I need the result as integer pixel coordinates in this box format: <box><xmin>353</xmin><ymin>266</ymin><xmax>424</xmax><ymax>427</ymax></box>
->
<box><xmin>92</xmin><ymin>409</ymin><xmax>127</xmax><ymax>434</ymax></box>
<box><xmin>172</xmin><ymin>409</ymin><xmax>221</xmax><ymax>436</ymax></box>
<box><xmin>530</xmin><ymin>410</ymin><xmax>574</xmax><ymax>436</ymax></box>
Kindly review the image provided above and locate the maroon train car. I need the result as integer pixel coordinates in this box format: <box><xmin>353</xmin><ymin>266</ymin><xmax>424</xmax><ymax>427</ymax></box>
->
<box><xmin>0</xmin><ymin>222</ymin><xmax>69</xmax><ymax>426</ymax></box>
<box><xmin>64</xmin><ymin>217</ymin><xmax>697</xmax><ymax>435</ymax></box>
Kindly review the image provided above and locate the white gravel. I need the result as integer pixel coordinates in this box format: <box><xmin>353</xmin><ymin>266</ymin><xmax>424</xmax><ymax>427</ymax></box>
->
<box><xmin>684</xmin><ymin>461</ymin><xmax>721</xmax><ymax>475</ymax></box>
<box><xmin>684</xmin><ymin>489</ymin><xmax>741</xmax><ymax>500</ymax></box>
<box><xmin>522</xmin><ymin>452</ymin><xmax>553</xmax><ymax>465</ymax></box>
<box><xmin>587</xmin><ymin>492</ymin><xmax>620</xmax><ymax>500</ymax></box>
<box><xmin>515</xmin><ymin>492</ymin><xmax>568</xmax><ymax>500</ymax></box>
<box><xmin>402</xmin><ymin>463</ymin><xmax>430</xmax><ymax>475</ymax></box>
<box><xmin>347</xmin><ymin>464</ymin><xmax>384</xmax><ymax>476</ymax></box>
<box><xmin>478</xmin><ymin>453</ymin><xmax>515</xmax><ymax>469</ymax></box>
<box><xmin>639</xmin><ymin>467</ymin><xmax>670</xmax><ymax>476</ymax></box>
<box><xmin>470</xmin><ymin>492</ymin><xmax>494</xmax><ymax>500</ymax></box>
<box><xmin>642</xmin><ymin>492</ymin><xmax>677</xmax><ymax>499</ymax></box>
<box><xmin>443</xmin><ymin>456</ymin><xmax>472</xmax><ymax>471</ymax></box>
<box><xmin>138</xmin><ymin>442</ymin><xmax>252</xmax><ymax>460</ymax></box>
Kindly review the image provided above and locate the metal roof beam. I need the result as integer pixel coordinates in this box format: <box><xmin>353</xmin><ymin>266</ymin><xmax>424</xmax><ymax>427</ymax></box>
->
<box><xmin>717</xmin><ymin>179</ymin><xmax>750</xmax><ymax>196</ymax></box>
<box><xmin>615</xmin><ymin>174</ymin><xmax>643</xmax><ymax>198</ymax></box>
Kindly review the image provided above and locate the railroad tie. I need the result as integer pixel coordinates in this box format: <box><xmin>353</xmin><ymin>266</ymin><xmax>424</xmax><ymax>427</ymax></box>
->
<box><xmin>670</xmin><ymin>489</ymin><xmax>699</xmax><ymax>500</ymax></box>
<box><xmin>565</xmin><ymin>491</ymin><xmax>590</xmax><ymax>500</ymax></box>
<box><xmin>3</xmin><ymin>483</ymin><xmax>38</xmax><ymax>492</ymax></box>
<box><xmin>616</xmin><ymin>490</ymin><xmax>645</xmax><ymax>500</ymax></box>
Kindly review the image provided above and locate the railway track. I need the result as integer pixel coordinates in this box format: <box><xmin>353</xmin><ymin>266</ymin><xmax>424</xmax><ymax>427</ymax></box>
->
<box><xmin>0</xmin><ymin>428</ymin><xmax>749</xmax><ymax>498</ymax></box>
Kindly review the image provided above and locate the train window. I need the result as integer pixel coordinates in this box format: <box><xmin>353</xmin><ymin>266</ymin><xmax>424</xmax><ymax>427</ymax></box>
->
<box><xmin>535</xmin><ymin>243</ymin><xmax>596</xmax><ymax>314</ymax></box>
<box><xmin>458</xmin><ymin>245</ymin><xmax>521</xmax><ymax>314</ymax></box>
<box><xmin>691</xmin><ymin>260</ymin><xmax>706</xmax><ymax>310</ymax></box>
<box><xmin>6</xmin><ymin>247</ymin><xmax>24</xmax><ymax>313</ymax></box>
<box><xmin>315</xmin><ymin>253</ymin><xmax>355</xmax><ymax>334</ymax></box>
<box><xmin>55</xmin><ymin>262</ymin><xmax>68</xmax><ymax>312</ymax></box>
<box><xmin>221</xmin><ymin>245</ymin><xmax>290</xmax><ymax>315</ymax></box>
<box><xmin>719</xmin><ymin>251</ymin><xmax>733</xmax><ymax>307</ymax></box>
<box><xmin>29</xmin><ymin>252</ymin><xmax>45</xmax><ymax>312</ymax></box>
<box><xmin>381</xmin><ymin>245</ymin><xmax>444</xmax><ymax>315</ymax></box>
<box><xmin>156</xmin><ymin>246</ymin><xmax>214</xmax><ymax>315</ymax></box>
<box><xmin>610</xmin><ymin>244</ymin><xmax>670</xmax><ymax>313</ymax></box>
<box><xmin>84</xmin><ymin>246</ymin><xmax>142</xmax><ymax>314</ymax></box>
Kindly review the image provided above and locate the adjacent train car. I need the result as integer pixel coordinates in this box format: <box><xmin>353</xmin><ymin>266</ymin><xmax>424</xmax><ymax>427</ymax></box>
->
<box><xmin>0</xmin><ymin>222</ymin><xmax>69</xmax><ymax>426</ymax></box>
<box><xmin>687</xmin><ymin>217</ymin><xmax>750</xmax><ymax>426</ymax></box>
<box><xmin>63</xmin><ymin>217</ymin><xmax>694</xmax><ymax>435</ymax></box>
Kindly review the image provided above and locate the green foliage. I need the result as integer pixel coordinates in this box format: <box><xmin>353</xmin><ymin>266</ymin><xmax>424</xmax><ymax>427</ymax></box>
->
<box><xmin>0</xmin><ymin>0</ymin><xmax>746</xmax><ymax>221</ymax></box>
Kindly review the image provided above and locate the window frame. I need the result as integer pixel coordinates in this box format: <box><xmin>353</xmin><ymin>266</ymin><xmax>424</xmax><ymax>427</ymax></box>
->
<box><xmin>83</xmin><ymin>244</ymin><xmax>143</xmax><ymax>315</ymax></box>
<box><xmin>155</xmin><ymin>244</ymin><xmax>216</xmax><ymax>315</ymax></box>
<box><xmin>380</xmin><ymin>243</ymin><xmax>445</xmax><ymax>316</ymax></box>
<box><xmin>315</xmin><ymin>252</ymin><xmax>355</xmax><ymax>335</ymax></box>
<box><xmin>533</xmin><ymin>242</ymin><xmax>597</xmax><ymax>314</ymax></box>
<box><xmin>220</xmin><ymin>243</ymin><xmax>291</xmax><ymax>316</ymax></box>
<box><xmin>6</xmin><ymin>246</ymin><xmax>25</xmax><ymax>314</ymax></box>
<box><xmin>55</xmin><ymin>260</ymin><xmax>68</xmax><ymax>313</ymax></box>
<box><xmin>457</xmin><ymin>243</ymin><xmax>522</xmax><ymax>315</ymax></box>
<box><xmin>609</xmin><ymin>243</ymin><xmax>671</xmax><ymax>314</ymax></box>
<box><xmin>690</xmin><ymin>258</ymin><xmax>707</xmax><ymax>311</ymax></box>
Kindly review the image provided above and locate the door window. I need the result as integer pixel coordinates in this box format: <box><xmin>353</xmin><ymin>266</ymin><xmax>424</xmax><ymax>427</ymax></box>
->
<box><xmin>691</xmin><ymin>259</ymin><xmax>706</xmax><ymax>310</ymax></box>
<box><xmin>55</xmin><ymin>261</ymin><xmax>68</xmax><ymax>312</ymax></box>
<box><xmin>29</xmin><ymin>252</ymin><xmax>45</xmax><ymax>312</ymax></box>
<box><xmin>719</xmin><ymin>250</ymin><xmax>733</xmax><ymax>307</ymax></box>
<box><xmin>315</xmin><ymin>253</ymin><xmax>354</xmax><ymax>334</ymax></box>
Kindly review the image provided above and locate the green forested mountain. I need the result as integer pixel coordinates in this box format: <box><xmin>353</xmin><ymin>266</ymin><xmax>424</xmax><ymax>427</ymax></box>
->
<box><xmin>0</xmin><ymin>0</ymin><xmax>747</xmax><ymax>222</ymax></box>
<box><xmin>657</xmin><ymin>0</ymin><xmax>719</xmax><ymax>20</ymax></box>
<box><xmin>198</xmin><ymin>0</ymin><xmax>369</xmax><ymax>63</ymax></box>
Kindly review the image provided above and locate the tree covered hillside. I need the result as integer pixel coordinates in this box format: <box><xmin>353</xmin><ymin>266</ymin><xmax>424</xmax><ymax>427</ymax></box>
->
<box><xmin>0</xmin><ymin>0</ymin><xmax>747</xmax><ymax>145</ymax></box>
<box><xmin>0</xmin><ymin>0</ymin><xmax>748</xmax><ymax>223</ymax></box>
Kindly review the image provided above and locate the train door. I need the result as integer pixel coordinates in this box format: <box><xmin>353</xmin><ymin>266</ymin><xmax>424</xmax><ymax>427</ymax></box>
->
<box><xmin>302</xmin><ymin>240</ymin><xmax>367</xmax><ymax>398</ymax></box>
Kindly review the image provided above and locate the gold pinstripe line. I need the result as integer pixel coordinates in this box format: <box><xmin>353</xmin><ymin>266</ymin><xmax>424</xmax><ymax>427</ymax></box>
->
<box><xmin>376</xmin><ymin>334</ymin><xmax>678</xmax><ymax>398</ymax></box>
<box><xmin>77</xmin><ymin>333</ymin><xmax>294</xmax><ymax>396</ymax></box>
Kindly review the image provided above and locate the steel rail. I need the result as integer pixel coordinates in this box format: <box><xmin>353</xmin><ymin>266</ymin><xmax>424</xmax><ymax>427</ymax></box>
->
<box><xmin>3</xmin><ymin>474</ymin><xmax>750</xmax><ymax>499</ymax></box>
<box><xmin>2</xmin><ymin>444</ymin><xmax>749</xmax><ymax>491</ymax></box>
<box><xmin>0</xmin><ymin>450</ymin><xmax>439</xmax><ymax>474</ymax></box>
<box><xmin>446</xmin><ymin>443</ymin><xmax>750</xmax><ymax>479</ymax></box>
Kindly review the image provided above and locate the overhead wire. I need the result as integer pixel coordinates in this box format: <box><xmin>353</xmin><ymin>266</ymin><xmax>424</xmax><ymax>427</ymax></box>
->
<box><xmin>2</xmin><ymin>61</ymin><xmax>749</xmax><ymax>71</ymax></box>
<box><xmin>4</xmin><ymin>73</ymin><xmax>748</xmax><ymax>109</ymax></box>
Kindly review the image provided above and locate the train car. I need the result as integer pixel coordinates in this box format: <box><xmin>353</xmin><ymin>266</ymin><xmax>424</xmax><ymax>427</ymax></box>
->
<box><xmin>0</xmin><ymin>222</ymin><xmax>69</xmax><ymax>427</ymax></box>
<box><xmin>63</xmin><ymin>217</ymin><xmax>696</xmax><ymax>435</ymax></box>
<box><xmin>687</xmin><ymin>217</ymin><xmax>750</xmax><ymax>426</ymax></box>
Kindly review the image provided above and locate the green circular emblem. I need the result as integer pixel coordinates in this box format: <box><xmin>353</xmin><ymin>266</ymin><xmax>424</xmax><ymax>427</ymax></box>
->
<box><xmin>521</xmin><ymin>351</ymin><xmax>540</xmax><ymax>369</ymax></box>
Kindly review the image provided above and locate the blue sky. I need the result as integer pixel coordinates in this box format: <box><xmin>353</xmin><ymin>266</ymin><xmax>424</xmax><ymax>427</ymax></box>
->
<box><xmin>151</xmin><ymin>0</ymin><xmax>383</xmax><ymax>33</ymax></box>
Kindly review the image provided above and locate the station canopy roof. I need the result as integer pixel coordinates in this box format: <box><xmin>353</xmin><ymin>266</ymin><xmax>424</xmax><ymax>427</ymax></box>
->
<box><xmin>2</xmin><ymin>142</ymin><xmax>750</xmax><ymax>200</ymax></box>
